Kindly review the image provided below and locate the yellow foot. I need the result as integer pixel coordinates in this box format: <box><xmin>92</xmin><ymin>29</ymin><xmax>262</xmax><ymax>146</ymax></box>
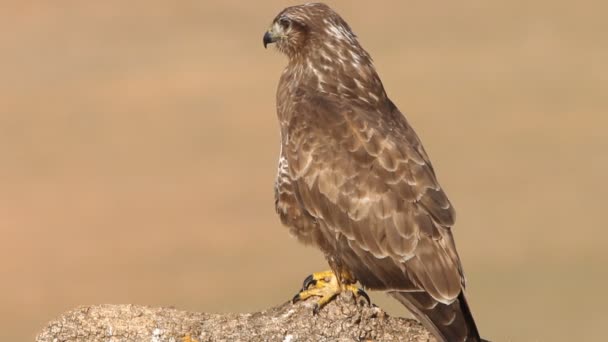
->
<box><xmin>291</xmin><ymin>270</ymin><xmax>370</xmax><ymax>314</ymax></box>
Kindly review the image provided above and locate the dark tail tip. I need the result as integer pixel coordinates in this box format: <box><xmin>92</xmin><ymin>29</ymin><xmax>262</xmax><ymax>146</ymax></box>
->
<box><xmin>457</xmin><ymin>292</ymin><xmax>482</xmax><ymax>341</ymax></box>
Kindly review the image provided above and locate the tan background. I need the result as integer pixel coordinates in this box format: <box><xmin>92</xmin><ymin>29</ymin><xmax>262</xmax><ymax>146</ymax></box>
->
<box><xmin>1</xmin><ymin>1</ymin><xmax>607</xmax><ymax>341</ymax></box>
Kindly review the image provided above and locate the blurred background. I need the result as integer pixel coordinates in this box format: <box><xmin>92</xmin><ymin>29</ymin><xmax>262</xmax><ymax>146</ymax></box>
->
<box><xmin>1</xmin><ymin>1</ymin><xmax>606</xmax><ymax>341</ymax></box>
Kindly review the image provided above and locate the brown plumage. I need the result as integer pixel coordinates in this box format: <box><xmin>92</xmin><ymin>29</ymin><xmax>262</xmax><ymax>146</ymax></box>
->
<box><xmin>264</xmin><ymin>3</ymin><xmax>483</xmax><ymax>342</ymax></box>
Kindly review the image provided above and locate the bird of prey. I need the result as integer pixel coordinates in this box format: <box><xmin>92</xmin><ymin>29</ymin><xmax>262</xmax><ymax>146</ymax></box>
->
<box><xmin>264</xmin><ymin>3</ymin><xmax>484</xmax><ymax>342</ymax></box>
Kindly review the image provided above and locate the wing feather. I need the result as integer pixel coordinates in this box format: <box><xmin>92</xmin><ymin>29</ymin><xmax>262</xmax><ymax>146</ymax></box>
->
<box><xmin>285</xmin><ymin>96</ymin><xmax>464</xmax><ymax>302</ymax></box>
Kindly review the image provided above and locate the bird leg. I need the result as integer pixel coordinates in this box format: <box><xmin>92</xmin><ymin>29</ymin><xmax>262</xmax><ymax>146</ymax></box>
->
<box><xmin>292</xmin><ymin>270</ymin><xmax>370</xmax><ymax>314</ymax></box>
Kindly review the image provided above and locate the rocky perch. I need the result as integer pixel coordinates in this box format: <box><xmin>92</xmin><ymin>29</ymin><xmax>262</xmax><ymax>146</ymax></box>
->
<box><xmin>36</xmin><ymin>293</ymin><xmax>435</xmax><ymax>341</ymax></box>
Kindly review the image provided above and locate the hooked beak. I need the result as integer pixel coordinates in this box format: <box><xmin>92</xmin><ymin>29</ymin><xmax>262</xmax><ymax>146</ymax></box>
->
<box><xmin>263</xmin><ymin>31</ymin><xmax>276</xmax><ymax>49</ymax></box>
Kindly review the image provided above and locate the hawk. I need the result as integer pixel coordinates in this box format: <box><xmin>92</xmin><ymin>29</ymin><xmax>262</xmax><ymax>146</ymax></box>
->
<box><xmin>264</xmin><ymin>3</ymin><xmax>484</xmax><ymax>342</ymax></box>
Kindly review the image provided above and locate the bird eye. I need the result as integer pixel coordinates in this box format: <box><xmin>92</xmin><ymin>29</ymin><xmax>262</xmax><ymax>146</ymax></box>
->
<box><xmin>279</xmin><ymin>18</ymin><xmax>291</xmax><ymax>29</ymax></box>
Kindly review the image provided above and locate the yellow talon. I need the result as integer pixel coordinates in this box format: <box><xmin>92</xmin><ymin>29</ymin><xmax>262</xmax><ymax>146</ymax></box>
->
<box><xmin>301</xmin><ymin>270</ymin><xmax>337</xmax><ymax>291</ymax></box>
<box><xmin>292</xmin><ymin>270</ymin><xmax>370</xmax><ymax>314</ymax></box>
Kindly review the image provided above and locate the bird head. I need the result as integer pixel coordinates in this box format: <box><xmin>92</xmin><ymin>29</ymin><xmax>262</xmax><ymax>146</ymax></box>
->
<box><xmin>263</xmin><ymin>3</ymin><xmax>359</xmax><ymax>59</ymax></box>
<box><xmin>263</xmin><ymin>3</ymin><xmax>386</xmax><ymax>104</ymax></box>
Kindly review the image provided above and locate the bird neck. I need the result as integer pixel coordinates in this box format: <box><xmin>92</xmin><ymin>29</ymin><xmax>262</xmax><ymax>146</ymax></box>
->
<box><xmin>281</xmin><ymin>46</ymin><xmax>388</xmax><ymax>106</ymax></box>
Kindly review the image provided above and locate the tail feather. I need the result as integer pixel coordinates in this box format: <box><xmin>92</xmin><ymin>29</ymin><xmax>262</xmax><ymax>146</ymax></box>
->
<box><xmin>390</xmin><ymin>290</ymin><xmax>483</xmax><ymax>342</ymax></box>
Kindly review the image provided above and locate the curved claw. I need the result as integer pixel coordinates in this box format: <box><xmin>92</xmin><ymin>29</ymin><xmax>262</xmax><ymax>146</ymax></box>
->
<box><xmin>292</xmin><ymin>292</ymin><xmax>302</xmax><ymax>304</ymax></box>
<box><xmin>357</xmin><ymin>288</ymin><xmax>371</xmax><ymax>306</ymax></box>
<box><xmin>312</xmin><ymin>303</ymin><xmax>320</xmax><ymax>315</ymax></box>
<box><xmin>301</xmin><ymin>274</ymin><xmax>317</xmax><ymax>290</ymax></box>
